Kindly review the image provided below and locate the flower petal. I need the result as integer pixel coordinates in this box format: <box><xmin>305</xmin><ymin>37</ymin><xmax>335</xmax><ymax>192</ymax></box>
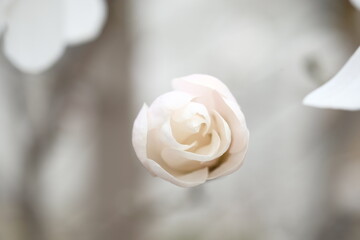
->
<box><xmin>162</xmin><ymin>129</ymin><xmax>221</xmax><ymax>164</ymax></box>
<box><xmin>148</xmin><ymin>91</ymin><xmax>193</xmax><ymax>129</ymax></box>
<box><xmin>132</xmin><ymin>104</ymin><xmax>209</xmax><ymax>187</ymax></box>
<box><xmin>303</xmin><ymin>46</ymin><xmax>360</xmax><ymax>111</ymax></box>
<box><xmin>195</xmin><ymin>91</ymin><xmax>249</xmax><ymax>155</ymax></box>
<box><xmin>350</xmin><ymin>0</ymin><xmax>360</xmax><ymax>10</ymax></box>
<box><xmin>172</xmin><ymin>74</ymin><xmax>237</xmax><ymax>103</ymax></box>
<box><xmin>132</xmin><ymin>104</ymin><xmax>150</xmax><ymax>167</ymax></box>
<box><xmin>171</xmin><ymin>102</ymin><xmax>211</xmax><ymax>141</ymax></box>
<box><xmin>195</xmin><ymin>91</ymin><xmax>249</xmax><ymax>178</ymax></box>
<box><xmin>145</xmin><ymin>160</ymin><xmax>208</xmax><ymax>187</ymax></box>
<box><xmin>208</xmin><ymin>150</ymin><xmax>247</xmax><ymax>179</ymax></box>
<box><xmin>64</xmin><ymin>0</ymin><xmax>107</xmax><ymax>45</ymax></box>
<box><xmin>160</xmin><ymin>118</ymin><xmax>196</xmax><ymax>151</ymax></box>
<box><xmin>160</xmin><ymin>147</ymin><xmax>203</xmax><ymax>172</ymax></box>
<box><xmin>211</xmin><ymin>110</ymin><xmax>232</xmax><ymax>156</ymax></box>
<box><xmin>4</xmin><ymin>0</ymin><xmax>65</xmax><ymax>73</ymax></box>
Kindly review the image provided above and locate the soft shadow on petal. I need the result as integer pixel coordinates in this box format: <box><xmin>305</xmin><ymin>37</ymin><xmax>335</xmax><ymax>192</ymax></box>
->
<box><xmin>208</xmin><ymin>150</ymin><xmax>247</xmax><ymax>179</ymax></box>
<box><xmin>161</xmin><ymin>129</ymin><xmax>221</xmax><ymax>163</ymax></box>
<box><xmin>303</xmin><ymin>46</ymin><xmax>360</xmax><ymax>111</ymax></box>
<box><xmin>4</xmin><ymin>0</ymin><xmax>65</xmax><ymax>73</ymax></box>
<box><xmin>160</xmin><ymin>148</ymin><xmax>202</xmax><ymax>172</ymax></box>
<box><xmin>196</xmin><ymin>91</ymin><xmax>249</xmax><ymax>155</ymax></box>
<box><xmin>133</xmin><ymin>104</ymin><xmax>209</xmax><ymax>187</ymax></box>
<box><xmin>211</xmin><ymin>110</ymin><xmax>232</xmax><ymax>156</ymax></box>
<box><xmin>145</xmin><ymin>160</ymin><xmax>208</xmax><ymax>187</ymax></box>
<box><xmin>172</xmin><ymin>74</ymin><xmax>237</xmax><ymax>103</ymax></box>
<box><xmin>190</xmin><ymin>90</ymin><xmax>249</xmax><ymax>179</ymax></box>
<box><xmin>160</xmin><ymin>118</ymin><xmax>197</xmax><ymax>151</ymax></box>
<box><xmin>148</xmin><ymin>91</ymin><xmax>193</xmax><ymax>129</ymax></box>
<box><xmin>208</xmin><ymin>93</ymin><xmax>249</xmax><ymax>178</ymax></box>
<box><xmin>64</xmin><ymin>0</ymin><xmax>107</xmax><ymax>45</ymax></box>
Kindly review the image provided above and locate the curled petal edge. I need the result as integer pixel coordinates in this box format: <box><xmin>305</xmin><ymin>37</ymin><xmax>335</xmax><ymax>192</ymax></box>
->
<box><xmin>132</xmin><ymin>104</ymin><xmax>208</xmax><ymax>187</ymax></box>
<box><xmin>303</xmin><ymin>46</ymin><xmax>360</xmax><ymax>111</ymax></box>
<box><xmin>172</xmin><ymin>74</ymin><xmax>238</xmax><ymax>103</ymax></box>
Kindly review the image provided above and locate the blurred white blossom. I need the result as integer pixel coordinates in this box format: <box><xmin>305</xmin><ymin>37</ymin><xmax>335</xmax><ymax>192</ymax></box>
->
<box><xmin>0</xmin><ymin>0</ymin><xmax>107</xmax><ymax>74</ymax></box>
<box><xmin>350</xmin><ymin>0</ymin><xmax>360</xmax><ymax>10</ymax></box>
<box><xmin>132</xmin><ymin>75</ymin><xmax>249</xmax><ymax>187</ymax></box>
<box><xmin>303</xmin><ymin>46</ymin><xmax>360</xmax><ymax>111</ymax></box>
<box><xmin>305</xmin><ymin>0</ymin><xmax>360</xmax><ymax>111</ymax></box>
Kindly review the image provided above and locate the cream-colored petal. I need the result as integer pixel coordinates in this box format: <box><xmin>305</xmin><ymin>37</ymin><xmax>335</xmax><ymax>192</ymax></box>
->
<box><xmin>160</xmin><ymin>148</ymin><xmax>202</xmax><ymax>172</ymax></box>
<box><xmin>172</xmin><ymin>102</ymin><xmax>210</xmax><ymax>123</ymax></box>
<box><xmin>148</xmin><ymin>91</ymin><xmax>193</xmax><ymax>129</ymax></box>
<box><xmin>211</xmin><ymin>110</ymin><xmax>232</xmax><ymax>156</ymax></box>
<box><xmin>220</xmin><ymin>96</ymin><xmax>249</xmax><ymax>154</ymax></box>
<box><xmin>196</xmin><ymin>91</ymin><xmax>249</xmax><ymax>155</ymax></box>
<box><xmin>162</xmin><ymin>110</ymin><xmax>231</xmax><ymax>173</ymax></box>
<box><xmin>64</xmin><ymin>0</ymin><xmax>107</xmax><ymax>45</ymax></box>
<box><xmin>208</xmin><ymin>151</ymin><xmax>247</xmax><ymax>179</ymax></box>
<box><xmin>160</xmin><ymin>118</ymin><xmax>196</xmax><ymax>151</ymax></box>
<box><xmin>4</xmin><ymin>0</ymin><xmax>65</xmax><ymax>73</ymax></box>
<box><xmin>162</xmin><ymin>129</ymin><xmax>221</xmax><ymax>163</ymax></box>
<box><xmin>171</xmin><ymin>102</ymin><xmax>211</xmax><ymax>141</ymax></box>
<box><xmin>133</xmin><ymin>104</ymin><xmax>209</xmax><ymax>187</ymax></box>
<box><xmin>132</xmin><ymin>104</ymin><xmax>150</xmax><ymax>167</ymax></box>
<box><xmin>195</xmin><ymin>130</ymin><xmax>220</xmax><ymax>155</ymax></box>
<box><xmin>172</xmin><ymin>74</ymin><xmax>237</xmax><ymax>103</ymax></box>
<box><xmin>144</xmin><ymin>160</ymin><xmax>208</xmax><ymax>187</ymax></box>
<box><xmin>193</xmin><ymin>91</ymin><xmax>249</xmax><ymax>178</ymax></box>
<box><xmin>303</xmin><ymin>46</ymin><xmax>360</xmax><ymax>111</ymax></box>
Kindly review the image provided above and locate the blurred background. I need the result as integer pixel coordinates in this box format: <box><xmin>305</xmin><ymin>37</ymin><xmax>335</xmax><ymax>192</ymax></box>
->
<box><xmin>0</xmin><ymin>0</ymin><xmax>360</xmax><ymax>240</ymax></box>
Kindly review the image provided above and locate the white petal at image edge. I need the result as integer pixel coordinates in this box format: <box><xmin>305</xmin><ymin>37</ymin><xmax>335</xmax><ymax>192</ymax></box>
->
<box><xmin>303</xmin><ymin>46</ymin><xmax>360</xmax><ymax>111</ymax></box>
<box><xmin>64</xmin><ymin>0</ymin><xmax>107</xmax><ymax>45</ymax></box>
<box><xmin>4</xmin><ymin>0</ymin><xmax>65</xmax><ymax>74</ymax></box>
<box><xmin>350</xmin><ymin>0</ymin><xmax>360</xmax><ymax>10</ymax></box>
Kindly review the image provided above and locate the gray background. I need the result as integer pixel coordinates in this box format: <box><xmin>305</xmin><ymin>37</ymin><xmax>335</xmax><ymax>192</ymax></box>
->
<box><xmin>0</xmin><ymin>0</ymin><xmax>359</xmax><ymax>240</ymax></box>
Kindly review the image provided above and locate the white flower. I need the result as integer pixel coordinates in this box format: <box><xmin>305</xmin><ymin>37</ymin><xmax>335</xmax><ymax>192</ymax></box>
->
<box><xmin>303</xmin><ymin>46</ymin><xmax>360</xmax><ymax>111</ymax></box>
<box><xmin>350</xmin><ymin>0</ymin><xmax>360</xmax><ymax>10</ymax></box>
<box><xmin>132</xmin><ymin>74</ymin><xmax>249</xmax><ymax>187</ymax></box>
<box><xmin>0</xmin><ymin>0</ymin><xmax>107</xmax><ymax>74</ymax></box>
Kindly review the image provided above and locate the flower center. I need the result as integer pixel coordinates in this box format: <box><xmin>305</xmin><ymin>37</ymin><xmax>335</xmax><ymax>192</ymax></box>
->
<box><xmin>170</xmin><ymin>103</ymin><xmax>211</xmax><ymax>151</ymax></box>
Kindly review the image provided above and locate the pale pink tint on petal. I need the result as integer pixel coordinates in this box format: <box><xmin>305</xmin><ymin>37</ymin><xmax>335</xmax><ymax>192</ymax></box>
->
<box><xmin>172</xmin><ymin>74</ymin><xmax>237</xmax><ymax>103</ymax></box>
<box><xmin>303</xmin><ymin>46</ymin><xmax>360</xmax><ymax>111</ymax></box>
<box><xmin>147</xmin><ymin>91</ymin><xmax>193</xmax><ymax>129</ymax></box>
<box><xmin>4</xmin><ymin>0</ymin><xmax>65</xmax><ymax>73</ymax></box>
<box><xmin>64</xmin><ymin>0</ymin><xmax>107</xmax><ymax>45</ymax></box>
<box><xmin>219</xmin><ymin>95</ymin><xmax>249</xmax><ymax>154</ymax></box>
<box><xmin>133</xmin><ymin>104</ymin><xmax>209</xmax><ymax>187</ymax></box>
